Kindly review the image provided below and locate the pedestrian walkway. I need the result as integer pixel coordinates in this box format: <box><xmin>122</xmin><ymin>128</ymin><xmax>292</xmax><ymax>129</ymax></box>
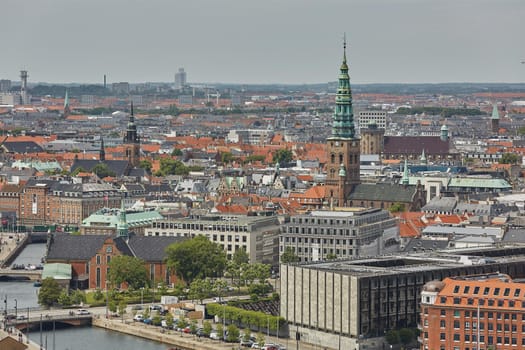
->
<box><xmin>0</xmin><ymin>325</ymin><xmax>41</xmax><ymax>350</ymax></box>
<box><xmin>93</xmin><ymin>316</ymin><xmax>327</xmax><ymax>350</ymax></box>
<box><xmin>0</xmin><ymin>232</ymin><xmax>25</xmax><ymax>268</ymax></box>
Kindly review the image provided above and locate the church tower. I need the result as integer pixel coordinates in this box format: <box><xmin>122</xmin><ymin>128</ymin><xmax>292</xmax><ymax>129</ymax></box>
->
<box><xmin>99</xmin><ymin>137</ymin><xmax>106</xmax><ymax>161</ymax></box>
<box><xmin>325</xmin><ymin>37</ymin><xmax>360</xmax><ymax>207</ymax></box>
<box><xmin>491</xmin><ymin>103</ymin><xmax>500</xmax><ymax>134</ymax></box>
<box><xmin>123</xmin><ymin>102</ymin><xmax>140</xmax><ymax>167</ymax></box>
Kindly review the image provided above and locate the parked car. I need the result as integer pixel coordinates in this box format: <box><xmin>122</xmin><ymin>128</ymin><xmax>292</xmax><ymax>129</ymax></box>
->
<box><xmin>16</xmin><ymin>315</ymin><xmax>27</xmax><ymax>320</ymax></box>
<box><xmin>209</xmin><ymin>331</ymin><xmax>221</xmax><ymax>340</ymax></box>
<box><xmin>183</xmin><ymin>326</ymin><xmax>191</xmax><ymax>333</ymax></box>
<box><xmin>149</xmin><ymin>305</ymin><xmax>162</xmax><ymax>311</ymax></box>
<box><xmin>143</xmin><ymin>318</ymin><xmax>153</xmax><ymax>325</ymax></box>
<box><xmin>133</xmin><ymin>314</ymin><xmax>144</xmax><ymax>322</ymax></box>
<box><xmin>240</xmin><ymin>338</ymin><xmax>254</xmax><ymax>347</ymax></box>
<box><xmin>76</xmin><ymin>309</ymin><xmax>90</xmax><ymax>315</ymax></box>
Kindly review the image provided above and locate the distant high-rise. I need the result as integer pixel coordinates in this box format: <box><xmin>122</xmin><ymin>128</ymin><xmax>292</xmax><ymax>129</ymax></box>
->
<box><xmin>0</xmin><ymin>79</ymin><xmax>11</xmax><ymax>92</ymax></box>
<box><xmin>174</xmin><ymin>68</ymin><xmax>187</xmax><ymax>90</ymax></box>
<box><xmin>20</xmin><ymin>70</ymin><xmax>29</xmax><ymax>105</ymax></box>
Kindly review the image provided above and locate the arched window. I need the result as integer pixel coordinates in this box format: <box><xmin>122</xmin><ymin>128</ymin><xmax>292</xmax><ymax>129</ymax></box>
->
<box><xmin>339</xmin><ymin>153</ymin><xmax>344</xmax><ymax>163</ymax></box>
<box><xmin>331</xmin><ymin>154</ymin><xmax>335</xmax><ymax>164</ymax></box>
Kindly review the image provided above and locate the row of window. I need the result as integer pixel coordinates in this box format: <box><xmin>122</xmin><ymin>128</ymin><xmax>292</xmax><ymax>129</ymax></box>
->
<box><xmin>451</xmin><ymin>285</ymin><xmax>520</xmax><ymax>297</ymax></box>
<box><xmin>434</xmin><ymin>333</ymin><xmax>524</xmax><ymax>346</ymax></box>
<box><xmin>438</xmin><ymin>309</ymin><xmax>524</xmax><ymax>320</ymax></box>
<box><xmin>281</xmin><ymin>237</ymin><xmax>355</xmax><ymax>245</ymax></box>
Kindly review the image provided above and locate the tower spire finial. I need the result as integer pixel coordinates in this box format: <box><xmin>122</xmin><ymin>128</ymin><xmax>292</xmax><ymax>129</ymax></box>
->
<box><xmin>131</xmin><ymin>101</ymin><xmax>134</xmax><ymax>116</ymax></box>
<box><xmin>343</xmin><ymin>33</ymin><xmax>347</xmax><ymax>64</ymax></box>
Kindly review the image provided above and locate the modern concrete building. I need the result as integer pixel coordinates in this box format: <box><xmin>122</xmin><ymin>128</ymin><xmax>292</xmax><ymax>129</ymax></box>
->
<box><xmin>280</xmin><ymin>245</ymin><xmax>525</xmax><ymax>350</ymax></box>
<box><xmin>420</xmin><ymin>273</ymin><xmax>525</xmax><ymax>350</ymax></box>
<box><xmin>357</xmin><ymin>110</ymin><xmax>387</xmax><ymax>130</ymax></box>
<box><xmin>145</xmin><ymin>214</ymin><xmax>280</xmax><ymax>267</ymax></box>
<box><xmin>280</xmin><ymin>208</ymin><xmax>398</xmax><ymax>262</ymax></box>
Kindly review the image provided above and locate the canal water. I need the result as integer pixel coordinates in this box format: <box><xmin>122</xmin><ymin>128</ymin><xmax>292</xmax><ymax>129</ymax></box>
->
<box><xmin>1</xmin><ymin>243</ymin><xmax>167</xmax><ymax>350</ymax></box>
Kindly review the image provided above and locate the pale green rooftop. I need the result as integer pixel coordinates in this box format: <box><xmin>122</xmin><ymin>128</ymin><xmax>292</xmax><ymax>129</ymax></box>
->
<box><xmin>82</xmin><ymin>207</ymin><xmax>163</xmax><ymax>228</ymax></box>
<box><xmin>42</xmin><ymin>263</ymin><xmax>72</xmax><ymax>280</ymax></box>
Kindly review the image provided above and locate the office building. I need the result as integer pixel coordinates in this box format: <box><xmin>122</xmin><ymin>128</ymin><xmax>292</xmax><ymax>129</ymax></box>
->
<box><xmin>145</xmin><ymin>214</ymin><xmax>280</xmax><ymax>267</ymax></box>
<box><xmin>0</xmin><ymin>79</ymin><xmax>11</xmax><ymax>92</ymax></box>
<box><xmin>280</xmin><ymin>208</ymin><xmax>398</xmax><ymax>262</ymax></box>
<box><xmin>358</xmin><ymin>110</ymin><xmax>387</xmax><ymax>130</ymax></box>
<box><xmin>280</xmin><ymin>245</ymin><xmax>525</xmax><ymax>350</ymax></box>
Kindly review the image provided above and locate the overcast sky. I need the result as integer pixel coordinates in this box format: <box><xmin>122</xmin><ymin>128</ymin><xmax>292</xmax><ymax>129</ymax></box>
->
<box><xmin>2</xmin><ymin>0</ymin><xmax>524</xmax><ymax>85</ymax></box>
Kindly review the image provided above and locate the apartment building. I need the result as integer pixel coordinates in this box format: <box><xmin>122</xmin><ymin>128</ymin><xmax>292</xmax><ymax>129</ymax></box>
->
<box><xmin>280</xmin><ymin>208</ymin><xmax>398</xmax><ymax>262</ymax></box>
<box><xmin>420</xmin><ymin>273</ymin><xmax>525</xmax><ymax>350</ymax></box>
<box><xmin>145</xmin><ymin>214</ymin><xmax>280</xmax><ymax>267</ymax></box>
<box><xmin>19</xmin><ymin>179</ymin><xmax>121</xmax><ymax>227</ymax></box>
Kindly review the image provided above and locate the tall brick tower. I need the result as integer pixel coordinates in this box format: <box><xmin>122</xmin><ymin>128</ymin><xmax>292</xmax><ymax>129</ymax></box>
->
<box><xmin>325</xmin><ymin>38</ymin><xmax>360</xmax><ymax>207</ymax></box>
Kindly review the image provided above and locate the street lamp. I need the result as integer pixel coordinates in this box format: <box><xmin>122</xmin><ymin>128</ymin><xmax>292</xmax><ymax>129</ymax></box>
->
<box><xmin>14</xmin><ymin>299</ymin><xmax>17</xmax><ymax>324</ymax></box>
<box><xmin>140</xmin><ymin>287</ymin><xmax>144</xmax><ymax>309</ymax></box>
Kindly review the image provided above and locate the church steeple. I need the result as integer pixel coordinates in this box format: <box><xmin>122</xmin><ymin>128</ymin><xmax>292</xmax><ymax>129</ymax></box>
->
<box><xmin>325</xmin><ymin>36</ymin><xmax>361</xmax><ymax>207</ymax></box>
<box><xmin>99</xmin><ymin>137</ymin><xmax>106</xmax><ymax>161</ymax></box>
<box><xmin>117</xmin><ymin>199</ymin><xmax>128</xmax><ymax>237</ymax></box>
<box><xmin>329</xmin><ymin>35</ymin><xmax>355</xmax><ymax>139</ymax></box>
<box><xmin>402</xmin><ymin>158</ymin><xmax>409</xmax><ymax>186</ymax></box>
<box><xmin>123</xmin><ymin>102</ymin><xmax>140</xmax><ymax>167</ymax></box>
<box><xmin>64</xmin><ymin>89</ymin><xmax>71</xmax><ymax>118</ymax></box>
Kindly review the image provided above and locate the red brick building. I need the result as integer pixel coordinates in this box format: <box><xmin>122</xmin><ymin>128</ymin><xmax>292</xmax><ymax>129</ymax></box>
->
<box><xmin>420</xmin><ymin>273</ymin><xmax>525</xmax><ymax>350</ymax></box>
<box><xmin>46</xmin><ymin>233</ymin><xmax>182</xmax><ymax>290</ymax></box>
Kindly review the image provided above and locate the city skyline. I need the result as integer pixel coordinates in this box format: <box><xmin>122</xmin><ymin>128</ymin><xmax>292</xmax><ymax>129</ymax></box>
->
<box><xmin>2</xmin><ymin>0</ymin><xmax>524</xmax><ymax>85</ymax></box>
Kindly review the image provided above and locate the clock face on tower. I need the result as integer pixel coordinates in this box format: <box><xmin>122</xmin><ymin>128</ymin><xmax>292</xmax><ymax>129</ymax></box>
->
<box><xmin>335</xmin><ymin>141</ymin><xmax>340</xmax><ymax>147</ymax></box>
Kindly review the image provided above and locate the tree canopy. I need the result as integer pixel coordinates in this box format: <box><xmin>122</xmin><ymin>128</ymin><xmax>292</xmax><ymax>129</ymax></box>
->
<box><xmin>272</xmin><ymin>149</ymin><xmax>293</xmax><ymax>165</ymax></box>
<box><xmin>154</xmin><ymin>157</ymin><xmax>202</xmax><ymax>176</ymax></box>
<box><xmin>38</xmin><ymin>277</ymin><xmax>62</xmax><ymax>308</ymax></box>
<box><xmin>165</xmin><ymin>235</ymin><xmax>227</xmax><ymax>285</ymax></box>
<box><xmin>280</xmin><ymin>246</ymin><xmax>300</xmax><ymax>264</ymax></box>
<box><xmin>499</xmin><ymin>153</ymin><xmax>519</xmax><ymax>164</ymax></box>
<box><xmin>107</xmin><ymin>255</ymin><xmax>149</xmax><ymax>289</ymax></box>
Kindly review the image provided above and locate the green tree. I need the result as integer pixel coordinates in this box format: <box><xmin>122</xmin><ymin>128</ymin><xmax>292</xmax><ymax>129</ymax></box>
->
<box><xmin>152</xmin><ymin>313</ymin><xmax>162</xmax><ymax>326</ymax></box>
<box><xmin>177</xmin><ymin>317</ymin><xmax>187</xmax><ymax>330</ymax></box>
<box><xmin>385</xmin><ymin>330</ymin><xmax>400</xmax><ymax>345</ymax></box>
<box><xmin>500</xmin><ymin>153</ymin><xmax>519</xmax><ymax>164</ymax></box>
<box><xmin>139</xmin><ymin>160</ymin><xmax>152</xmax><ymax>172</ymax></box>
<box><xmin>154</xmin><ymin>157</ymin><xmax>191</xmax><ymax>176</ymax></box>
<box><xmin>58</xmin><ymin>290</ymin><xmax>72</xmax><ymax>306</ymax></box>
<box><xmin>188</xmin><ymin>278</ymin><xmax>213</xmax><ymax>304</ymax></box>
<box><xmin>108</xmin><ymin>255</ymin><xmax>149</xmax><ymax>290</ymax></box>
<box><xmin>326</xmin><ymin>253</ymin><xmax>337</xmax><ymax>260</ymax></box>
<box><xmin>166</xmin><ymin>235</ymin><xmax>227</xmax><ymax>285</ymax></box>
<box><xmin>272</xmin><ymin>148</ymin><xmax>293</xmax><ymax>165</ymax></box>
<box><xmin>190</xmin><ymin>319</ymin><xmax>198</xmax><ymax>334</ymax></box>
<box><xmin>399</xmin><ymin>328</ymin><xmax>415</xmax><ymax>349</ymax></box>
<box><xmin>118</xmin><ymin>300</ymin><xmax>127</xmax><ymax>317</ymax></box>
<box><xmin>280</xmin><ymin>246</ymin><xmax>300</xmax><ymax>263</ymax></box>
<box><xmin>93</xmin><ymin>289</ymin><xmax>104</xmax><ymax>301</ymax></box>
<box><xmin>38</xmin><ymin>277</ymin><xmax>62</xmax><ymax>308</ymax></box>
<box><xmin>216</xmin><ymin>323</ymin><xmax>224</xmax><ymax>340</ymax></box>
<box><xmin>109</xmin><ymin>300</ymin><xmax>117</xmax><ymax>313</ymax></box>
<box><xmin>171</xmin><ymin>148</ymin><xmax>183</xmax><ymax>156</ymax></box>
<box><xmin>389</xmin><ymin>202</ymin><xmax>406</xmax><ymax>213</ymax></box>
<box><xmin>166</xmin><ymin>312</ymin><xmax>174</xmax><ymax>329</ymax></box>
<box><xmin>233</xmin><ymin>247</ymin><xmax>249</xmax><ymax>265</ymax></box>
<box><xmin>242</xmin><ymin>328</ymin><xmax>252</xmax><ymax>342</ymax></box>
<box><xmin>226</xmin><ymin>324</ymin><xmax>240</xmax><ymax>342</ymax></box>
<box><xmin>202</xmin><ymin>320</ymin><xmax>212</xmax><ymax>337</ymax></box>
<box><xmin>71</xmin><ymin>290</ymin><xmax>86</xmax><ymax>305</ymax></box>
<box><xmin>91</xmin><ymin>163</ymin><xmax>116</xmax><ymax>178</ymax></box>
<box><xmin>256</xmin><ymin>332</ymin><xmax>265</xmax><ymax>346</ymax></box>
<box><xmin>220</xmin><ymin>152</ymin><xmax>234</xmax><ymax>164</ymax></box>
<box><xmin>143</xmin><ymin>307</ymin><xmax>150</xmax><ymax>319</ymax></box>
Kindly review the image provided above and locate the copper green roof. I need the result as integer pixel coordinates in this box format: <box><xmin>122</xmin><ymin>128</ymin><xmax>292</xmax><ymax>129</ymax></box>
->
<box><xmin>42</xmin><ymin>263</ymin><xmax>72</xmax><ymax>280</ymax></box>
<box><xmin>491</xmin><ymin>104</ymin><xmax>500</xmax><ymax>120</ymax></box>
<box><xmin>329</xmin><ymin>38</ymin><xmax>356</xmax><ymax>140</ymax></box>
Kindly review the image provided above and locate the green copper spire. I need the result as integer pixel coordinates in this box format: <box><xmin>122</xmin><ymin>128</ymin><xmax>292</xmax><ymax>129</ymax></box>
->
<box><xmin>491</xmin><ymin>103</ymin><xmax>500</xmax><ymax>120</ymax></box>
<box><xmin>64</xmin><ymin>89</ymin><xmax>69</xmax><ymax>109</ymax></box>
<box><xmin>420</xmin><ymin>149</ymin><xmax>427</xmax><ymax>165</ymax></box>
<box><xmin>117</xmin><ymin>199</ymin><xmax>128</xmax><ymax>237</ymax></box>
<box><xmin>330</xmin><ymin>35</ymin><xmax>355</xmax><ymax>139</ymax></box>
<box><xmin>402</xmin><ymin>158</ymin><xmax>409</xmax><ymax>186</ymax></box>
